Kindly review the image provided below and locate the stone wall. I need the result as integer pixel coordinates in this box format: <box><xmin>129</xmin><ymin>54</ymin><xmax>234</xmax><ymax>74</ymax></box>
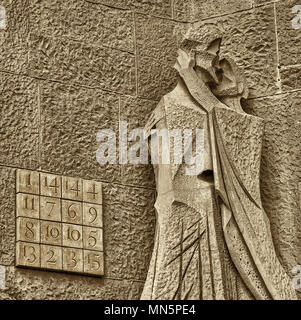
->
<box><xmin>0</xmin><ymin>0</ymin><xmax>300</xmax><ymax>300</ymax></box>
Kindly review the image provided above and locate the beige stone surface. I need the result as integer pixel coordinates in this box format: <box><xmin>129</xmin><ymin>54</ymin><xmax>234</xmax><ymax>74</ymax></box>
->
<box><xmin>83</xmin><ymin>203</ymin><xmax>103</xmax><ymax>228</ymax></box>
<box><xmin>62</xmin><ymin>177</ymin><xmax>83</xmax><ymax>202</ymax></box>
<box><xmin>4</xmin><ymin>266</ymin><xmax>144</xmax><ymax>300</ymax></box>
<box><xmin>39</xmin><ymin>82</ymin><xmax>120</xmax><ymax>182</ymax></box>
<box><xmin>103</xmin><ymin>184</ymin><xmax>156</xmax><ymax>281</ymax></box>
<box><xmin>91</xmin><ymin>0</ymin><xmax>172</xmax><ymax>17</ymax></box>
<box><xmin>62</xmin><ymin>200</ymin><xmax>82</xmax><ymax>225</ymax></box>
<box><xmin>120</xmin><ymin>96</ymin><xmax>157</xmax><ymax>188</ymax></box>
<box><xmin>0</xmin><ymin>0</ymin><xmax>299</xmax><ymax>301</ymax></box>
<box><xmin>16</xmin><ymin>170</ymin><xmax>40</xmax><ymax>195</ymax></box>
<box><xmin>63</xmin><ymin>247</ymin><xmax>84</xmax><ymax>274</ymax></box>
<box><xmin>244</xmin><ymin>92</ymin><xmax>301</xmax><ymax>271</ymax></box>
<box><xmin>16</xmin><ymin>242</ymin><xmax>40</xmax><ymax>269</ymax></box>
<box><xmin>62</xmin><ymin>224</ymin><xmax>83</xmax><ymax>249</ymax></box>
<box><xmin>40</xmin><ymin>196</ymin><xmax>61</xmax><ymax>222</ymax></box>
<box><xmin>83</xmin><ymin>227</ymin><xmax>103</xmax><ymax>252</ymax></box>
<box><xmin>84</xmin><ymin>250</ymin><xmax>104</xmax><ymax>276</ymax></box>
<box><xmin>28</xmin><ymin>34</ymin><xmax>136</xmax><ymax>95</ymax></box>
<box><xmin>16</xmin><ymin>218</ymin><xmax>40</xmax><ymax>244</ymax></box>
<box><xmin>16</xmin><ymin>194</ymin><xmax>39</xmax><ymax>219</ymax></box>
<box><xmin>276</xmin><ymin>0</ymin><xmax>301</xmax><ymax>66</ymax></box>
<box><xmin>40</xmin><ymin>221</ymin><xmax>62</xmax><ymax>246</ymax></box>
<box><xmin>174</xmin><ymin>0</ymin><xmax>252</xmax><ymax>21</ymax></box>
<box><xmin>141</xmin><ymin>29</ymin><xmax>297</xmax><ymax>300</ymax></box>
<box><xmin>82</xmin><ymin>180</ymin><xmax>103</xmax><ymax>205</ymax></box>
<box><xmin>0</xmin><ymin>74</ymin><xmax>39</xmax><ymax>169</ymax></box>
<box><xmin>189</xmin><ymin>5</ymin><xmax>279</xmax><ymax>98</ymax></box>
<box><xmin>0</xmin><ymin>167</ymin><xmax>16</xmax><ymax>266</ymax></box>
<box><xmin>40</xmin><ymin>245</ymin><xmax>62</xmax><ymax>271</ymax></box>
<box><xmin>40</xmin><ymin>173</ymin><xmax>62</xmax><ymax>198</ymax></box>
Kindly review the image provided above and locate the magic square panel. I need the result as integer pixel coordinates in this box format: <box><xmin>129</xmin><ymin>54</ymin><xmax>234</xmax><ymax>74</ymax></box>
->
<box><xmin>15</xmin><ymin>169</ymin><xmax>104</xmax><ymax>277</ymax></box>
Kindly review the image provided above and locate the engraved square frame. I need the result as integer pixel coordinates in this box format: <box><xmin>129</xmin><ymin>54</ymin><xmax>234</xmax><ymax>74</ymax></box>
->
<box><xmin>15</xmin><ymin>169</ymin><xmax>104</xmax><ymax>277</ymax></box>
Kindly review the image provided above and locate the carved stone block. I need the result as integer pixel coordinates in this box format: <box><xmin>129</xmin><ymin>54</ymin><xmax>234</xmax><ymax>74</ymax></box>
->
<box><xmin>83</xmin><ymin>180</ymin><xmax>102</xmax><ymax>204</ymax></box>
<box><xmin>40</xmin><ymin>221</ymin><xmax>62</xmax><ymax>246</ymax></box>
<box><xmin>83</xmin><ymin>227</ymin><xmax>103</xmax><ymax>251</ymax></box>
<box><xmin>62</xmin><ymin>223</ymin><xmax>83</xmax><ymax>249</ymax></box>
<box><xmin>40</xmin><ymin>196</ymin><xmax>61</xmax><ymax>222</ymax></box>
<box><xmin>40</xmin><ymin>173</ymin><xmax>62</xmax><ymax>198</ymax></box>
<box><xmin>16</xmin><ymin>170</ymin><xmax>104</xmax><ymax>277</ymax></box>
<box><xmin>83</xmin><ymin>203</ymin><xmax>103</xmax><ymax>228</ymax></box>
<box><xmin>16</xmin><ymin>217</ymin><xmax>40</xmax><ymax>243</ymax></box>
<box><xmin>63</xmin><ymin>247</ymin><xmax>84</xmax><ymax>273</ymax></box>
<box><xmin>16</xmin><ymin>193</ymin><xmax>39</xmax><ymax>219</ymax></box>
<box><xmin>16</xmin><ymin>242</ymin><xmax>40</xmax><ymax>268</ymax></box>
<box><xmin>83</xmin><ymin>250</ymin><xmax>104</xmax><ymax>276</ymax></box>
<box><xmin>62</xmin><ymin>200</ymin><xmax>82</xmax><ymax>225</ymax></box>
<box><xmin>41</xmin><ymin>245</ymin><xmax>62</xmax><ymax>270</ymax></box>
<box><xmin>16</xmin><ymin>169</ymin><xmax>39</xmax><ymax>195</ymax></box>
<box><xmin>62</xmin><ymin>176</ymin><xmax>83</xmax><ymax>201</ymax></box>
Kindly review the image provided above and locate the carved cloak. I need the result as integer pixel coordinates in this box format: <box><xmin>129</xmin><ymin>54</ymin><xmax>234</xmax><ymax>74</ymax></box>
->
<box><xmin>141</xmin><ymin>83</ymin><xmax>297</xmax><ymax>300</ymax></box>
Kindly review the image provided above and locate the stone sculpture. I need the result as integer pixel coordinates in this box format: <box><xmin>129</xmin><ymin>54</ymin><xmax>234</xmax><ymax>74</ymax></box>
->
<box><xmin>142</xmin><ymin>27</ymin><xmax>297</xmax><ymax>300</ymax></box>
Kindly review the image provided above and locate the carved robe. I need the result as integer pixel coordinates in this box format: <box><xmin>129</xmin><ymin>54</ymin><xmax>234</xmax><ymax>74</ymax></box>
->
<box><xmin>141</xmin><ymin>78</ymin><xmax>297</xmax><ymax>300</ymax></box>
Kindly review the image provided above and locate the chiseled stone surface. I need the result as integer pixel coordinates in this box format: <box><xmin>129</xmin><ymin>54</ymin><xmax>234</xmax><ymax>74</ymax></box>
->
<box><xmin>174</xmin><ymin>0</ymin><xmax>252</xmax><ymax>22</ymax></box>
<box><xmin>189</xmin><ymin>5</ymin><xmax>278</xmax><ymax>98</ymax></box>
<box><xmin>0</xmin><ymin>167</ymin><xmax>16</xmax><ymax>266</ymax></box>
<box><xmin>4</xmin><ymin>266</ymin><xmax>143</xmax><ymax>300</ymax></box>
<box><xmin>136</xmin><ymin>15</ymin><xmax>185</xmax><ymax>100</ymax></box>
<box><xmin>281</xmin><ymin>66</ymin><xmax>301</xmax><ymax>91</ymax></box>
<box><xmin>103</xmin><ymin>184</ymin><xmax>156</xmax><ymax>281</ymax></box>
<box><xmin>244</xmin><ymin>94</ymin><xmax>300</xmax><ymax>272</ymax></box>
<box><xmin>276</xmin><ymin>0</ymin><xmax>301</xmax><ymax>67</ymax></box>
<box><xmin>120</xmin><ymin>96</ymin><xmax>157</xmax><ymax>188</ymax></box>
<box><xmin>60</xmin><ymin>0</ymin><xmax>134</xmax><ymax>52</ymax></box>
<box><xmin>91</xmin><ymin>0</ymin><xmax>172</xmax><ymax>17</ymax></box>
<box><xmin>40</xmin><ymin>82</ymin><xmax>120</xmax><ymax>182</ymax></box>
<box><xmin>0</xmin><ymin>72</ymin><xmax>39</xmax><ymax>169</ymax></box>
<box><xmin>138</xmin><ymin>55</ymin><xmax>178</xmax><ymax>100</ymax></box>
<box><xmin>28</xmin><ymin>34</ymin><xmax>136</xmax><ymax>94</ymax></box>
<box><xmin>29</xmin><ymin>0</ymin><xmax>134</xmax><ymax>53</ymax></box>
<box><xmin>0</xmin><ymin>0</ymin><xmax>28</xmax><ymax>73</ymax></box>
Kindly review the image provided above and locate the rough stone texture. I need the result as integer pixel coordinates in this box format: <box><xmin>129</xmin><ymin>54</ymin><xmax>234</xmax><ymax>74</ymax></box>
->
<box><xmin>4</xmin><ymin>266</ymin><xmax>143</xmax><ymax>300</ymax></box>
<box><xmin>141</xmin><ymin>35</ymin><xmax>297</xmax><ymax>300</ymax></box>
<box><xmin>0</xmin><ymin>167</ymin><xmax>16</xmax><ymax>266</ymax></box>
<box><xmin>174</xmin><ymin>0</ymin><xmax>253</xmax><ymax>22</ymax></box>
<box><xmin>92</xmin><ymin>0</ymin><xmax>172</xmax><ymax>17</ymax></box>
<box><xmin>28</xmin><ymin>34</ymin><xmax>136</xmax><ymax>94</ymax></box>
<box><xmin>243</xmin><ymin>94</ymin><xmax>301</xmax><ymax>272</ymax></box>
<box><xmin>189</xmin><ymin>5</ymin><xmax>279</xmax><ymax>98</ymax></box>
<box><xmin>281</xmin><ymin>66</ymin><xmax>301</xmax><ymax>91</ymax></box>
<box><xmin>136</xmin><ymin>15</ymin><xmax>185</xmax><ymax>100</ymax></box>
<box><xmin>0</xmin><ymin>72</ymin><xmax>39</xmax><ymax>169</ymax></box>
<box><xmin>61</xmin><ymin>0</ymin><xmax>135</xmax><ymax>52</ymax></box>
<box><xmin>0</xmin><ymin>0</ymin><xmax>299</xmax><ymax>301</ymax></box>
<box><xmin>276</xmin><ymin>0</ymin><xmax>301</xmax><ymax>67</ymax></box>
<box><xmin>0</xmin><ymin>0</ymin><xmax>28</xmax><ymax>73</ymax></box>
<box><xmin>120</xmin><ymin>96</ymin><xmax>157</xmax><ymax>188</ymax></box>
<box><xmin>103</xmin><ymin>184</ymin><xmax>156</xmax><ymax>281</ymax></box>
<box><xmin>40</xmin><ymin>81</ymin><xmax>121</xmax><ymax>183</ymax></box>
<box><xmin>29</xmin><ymin>0</ymin><xmax>134</xmax><ymax>52</ymax></box>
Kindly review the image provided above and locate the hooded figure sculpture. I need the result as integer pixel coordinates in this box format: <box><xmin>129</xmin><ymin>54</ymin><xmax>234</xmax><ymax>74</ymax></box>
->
<box><xmin>141</xmin><ymin>26</ymin><xmax>297</xmax><ymax>300</ymax></box>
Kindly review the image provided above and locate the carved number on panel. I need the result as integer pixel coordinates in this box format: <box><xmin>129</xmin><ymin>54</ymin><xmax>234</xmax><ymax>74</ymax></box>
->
<box><xmin>88</xmin><ymin>207</ymin><xmax>97</xmax><ymax>224</ymax></box>
<box><xmin>44</xmin><ymin>177</ymin><xmax>59</xmax><ymax>194</ymax></box>
<box><xmin>25</xmin><ymin>222</ymin><xmax>35</xmax><ymax>240</ymax></box>
<box><xmin>87</xmin><ymin>184</ymin><xmax>98</xmax><ymax>201</ymax></box>
<box><xmin>67</xmin><ymin>227</ymin><xmax>81</xmax><ymax>241</ymax></box>
<box><xmin>88</xmin><ymin>253</ymin><xmax>101</xmax><ymax>271</ymax></box>
<box><xmin>24</xmin><ymin>245</ymin><xmax>37</xmax><ymax>264</ymax></box>
<box><xmin>66</xmin><ymin>181</ymin><xmax>80</xmax><ymax>197</ymax></box>
<box><xmin>46</xmin><ymin>250</ymin><xmax>57</xmax><ymax>264</ymax></box>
